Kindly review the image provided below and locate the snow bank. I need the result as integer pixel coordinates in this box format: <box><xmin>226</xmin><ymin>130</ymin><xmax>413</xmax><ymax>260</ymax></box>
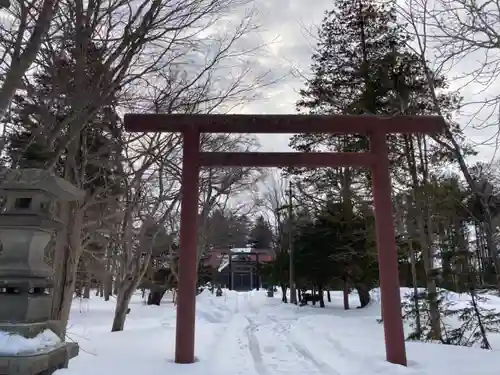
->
<box><xmin>371</xmin><ymin>287</ymin><xmax>500</xmax><ymax>306</ymax></box>
<box><xmin>0</xmin><ymin>329</ymin><xmax>61</xmax><ymax>355</ymax></box>
<box><xmin>53</xmin><ymin>289</ymin><xmax>500</xmax><ymax>375</ymax></box>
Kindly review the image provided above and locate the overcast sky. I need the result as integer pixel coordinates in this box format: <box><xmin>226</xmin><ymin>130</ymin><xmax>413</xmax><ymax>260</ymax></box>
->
<box><xmin>230</xmin><ymin>0</ymin><xmax>499</xmax><ymax>164</ymax></box>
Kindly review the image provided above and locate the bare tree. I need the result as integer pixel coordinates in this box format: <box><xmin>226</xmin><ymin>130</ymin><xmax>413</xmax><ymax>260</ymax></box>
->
<box><xmin>0</xmin><ymin>0</ymin><xmax>274</xmax><ymax>336</ymax></box>
<box><xmin>396</xmin><ymin>0</ymin><xmax>500</xmax><ymax>291</ymax></box>
<box><xmin>259</xmin><ymin>170</ymin><xmax>287</xmax><ymax>240</ymax></box>
<box><xmin>149</xmin><ymin>132</ymin><xmax>264</xmax><ymax>295</ymax></box>
<box><xmin>414</xmin><ymin>0</ymin><xmax>500</xmax><ymax>133</ymax></box>
<box><xmin>0</xmin><ymin>0</ymin><xmax>58</xmax><ymax>119</ymax></box>
<box><xmin>2</xmin><ymin>0</ymin><xmax>272</xmax><ymax>157</ymax></box>
<box><xmin>111</xmin><ymin>133</ymin><xmax>180</xmax><ymax>331</ymax></box>
<box><xmin>1</xmin><ymin>0</ymin><xmax>276</xmax><ymax>337</ymax></box>
<box><xmin>196</xmin><ymin>133</ymin><xmax>264</xmax><ymax>257</ymax></box>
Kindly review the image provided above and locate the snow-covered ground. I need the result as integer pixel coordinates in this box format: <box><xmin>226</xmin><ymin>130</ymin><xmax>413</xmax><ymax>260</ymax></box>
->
<box><xmin>54</xmin><ymin>289</ymin><xmax>500</xmax><ymax>375</ymax></box>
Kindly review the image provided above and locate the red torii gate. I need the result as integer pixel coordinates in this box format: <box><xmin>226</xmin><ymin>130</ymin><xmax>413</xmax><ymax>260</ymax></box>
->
<box><xmin>124</xmin><ymin>113</ymin><xmax>446</xmax><ymax>367</ymax></box>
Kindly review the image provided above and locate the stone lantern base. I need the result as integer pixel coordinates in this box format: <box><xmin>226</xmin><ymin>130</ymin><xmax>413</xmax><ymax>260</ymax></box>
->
<box><xmin>0</xmin><ymin>322</ymin><xmax>78</xmax><ymax>375</ymax></box>
<box><xmin>0</xmin><ymin>342</ymin><xmax>79</xmax><ymax>375</ymax></box>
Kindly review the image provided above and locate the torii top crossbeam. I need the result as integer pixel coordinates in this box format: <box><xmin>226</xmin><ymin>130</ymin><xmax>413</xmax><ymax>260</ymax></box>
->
<box><xmin>124</xmin><ymin>114</ymin><xmax>446</xmax><ymax>168</ymax></box>
<box><xmin>124</xmin><ymin>113</ymin><xmax>446</xmax><ymax>134</ymax></box>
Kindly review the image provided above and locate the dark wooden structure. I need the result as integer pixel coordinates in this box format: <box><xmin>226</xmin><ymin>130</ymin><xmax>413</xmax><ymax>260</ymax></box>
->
<box><xmin>125</xmin><ymin>113</ymin><xmax>446</xmax><ymax>367</ymax></box>
<box><xmin>203</xmin><ymin>248</ymin><xmax>273</xmax><ymax>291</ymax></box>
<box><xmin>221</xmin><ymin>251</ymin><xmax>262</xmax><ymax>291</ymax></box>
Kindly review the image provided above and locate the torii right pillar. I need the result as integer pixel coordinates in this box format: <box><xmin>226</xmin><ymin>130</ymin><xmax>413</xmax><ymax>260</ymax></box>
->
<box><xmin>370</xmin><ymin>129</ymin><xmax>406</xmax><ymax>366</ymax></box>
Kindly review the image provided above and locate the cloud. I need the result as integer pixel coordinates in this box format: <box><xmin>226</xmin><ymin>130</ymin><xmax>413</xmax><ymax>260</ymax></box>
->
<box><xmin>225</xmin><ymin>0</ymin><xmax>331</xmax><ymax>152</ymax></box>
<box><xmin>229</xmin><ymin>0</ymin><xmax>497</xmax><ymax>163</ymax></box>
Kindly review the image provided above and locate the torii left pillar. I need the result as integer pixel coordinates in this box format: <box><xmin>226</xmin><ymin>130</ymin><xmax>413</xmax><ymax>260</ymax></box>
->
<box><xmin>175</xmin><ymin>126</ymin><xmax>200</xmax><ymax>364</ymax></box>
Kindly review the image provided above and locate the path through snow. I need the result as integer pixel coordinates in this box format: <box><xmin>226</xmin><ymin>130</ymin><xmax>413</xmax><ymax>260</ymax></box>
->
<box><xmin>55</xmin><ymin>290</ymin><xmax>500</xmax><ymax>375</ymax></box>
<box><xmin>201</xmin><ymin>291</ymin><xmax>408</xmax><ymax>375</ymax></box>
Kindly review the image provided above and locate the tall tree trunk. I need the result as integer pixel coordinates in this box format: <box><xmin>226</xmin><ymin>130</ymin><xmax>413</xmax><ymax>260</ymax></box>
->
<box><xmin>50</xmin><ymin>202</ymin><xmax>84</xmax><ymax>338</ymax></box>
<box><xmin>474</xmin><ymin>224</ymin><xmax>486</xmax><ymax>285</ymax></box>
<box><xmin>408</xmin><ymin>236</ymin><xmax>422</xmax><ymax>337</ymax></box>
<box><xmin>111</xmin><ymin>279</ymin><xmax>135</xmax><ymax>332</ymax></box>
<box><xmin>343</xmin><ymin>277</ymin><xmax>350</xmax><ymax>310</ymax></box>
<box><xmin>104</xmin><ymin>243</ymin><xmax>114</xmax><ymax>301</ymax></box>
<box><xmin>417</xmin><ymin>211</ymin><xmax>441</xmax><ymax>340</ymax></box>
<box><xmin>404</xmin><ymin>135</ymin><xmax>441</xmax><ymax>340</ymax></box>
<box><xmin>281</xmin><ymin>284</ymin><xmax>288</xmax><ymax>303</ymax></box>
<box><xmin>112</xmin><ymin>216</ymin><xmax>158</xmax><ymax>331</ymax></box>
<box><xmin>113</xmin><ymin>277</ymin><xmax>119</xmax><ymax>295</ymax></box>
<box><xmin>83</xmin><ymin>278</ymin><xmax>90</xmax><ymax>299</ymax></box>
<box><xmin>318</xmin><ymin>285</ymin><xmax>325</xmax><ymax>308</ymax></box>
<box><xmin>83</xmin><ymin>263</ymin><xmax>91</xmax><ymax>299</ymax></box>
<box><xmin>104</xmin><ymin>274</ymin><xmax>113</xmax><ymax>301</ymax></box>
<box><xmin>355</xmin><ymin>283</ymin><xmax>370</xmax><ymax>308</ymax></box>
<box><xmin>483</xmin><ymin>218</ymin><xmax>500</xmax><ymax>290</ymax></box>
<box><xmin>147</xmin><ymin>286</ymin><xmax>168</xmax><ymax>306</ymax></box>
<box><xmin>455</xmin><ymin>219</ymin><xmax>470</xmax><ymax>292</ymax></box>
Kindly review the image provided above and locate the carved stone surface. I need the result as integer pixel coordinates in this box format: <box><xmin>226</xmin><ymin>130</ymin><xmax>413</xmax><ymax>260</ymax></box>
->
<box><xmin>0</xmin><ymin>0</ymin><xmax>10</xmax><ymax>10</ymax></box>
<box><xmin>0</xmin><ymin>169</ymin><xmax>83</xmax><ymax>374</ymax></box>
<box><xmin>0</xmin><ymin>168</ymin><xmax>85</xmax><ymax>201</ymax></box>
<box><xmin>0</xmin><ymin>342</ymin><xmax>79</xmax><ymax>375</ymax></box>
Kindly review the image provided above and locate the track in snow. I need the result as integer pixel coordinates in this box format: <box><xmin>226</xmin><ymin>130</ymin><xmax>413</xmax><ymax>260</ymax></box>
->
<box><xmin>204</xmin><ymin>292</ymin><xmax>388</xmax><ymax>375</ymax></box>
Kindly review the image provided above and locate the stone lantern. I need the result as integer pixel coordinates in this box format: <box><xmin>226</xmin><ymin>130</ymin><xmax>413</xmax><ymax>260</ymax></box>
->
<box><xmin>0</xmin><ymin>0</ymin><xmax>10</xmax><ymax>10</ymax></box>
<box><xmin>0</xmin><ymin>169</ymin><xmax>84</xmax><ymax>375</ymax></box>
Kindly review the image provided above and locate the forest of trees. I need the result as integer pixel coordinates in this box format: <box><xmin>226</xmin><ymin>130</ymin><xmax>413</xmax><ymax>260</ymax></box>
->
<box><xmin>2</xmin><ymin>0</ymin><xmax>500</xmax><ymax>352</ymax></box>
<box><xmin>259</xmin><ymin>0</ymin><xmax>500</xmax><ymax>349</ymax></box>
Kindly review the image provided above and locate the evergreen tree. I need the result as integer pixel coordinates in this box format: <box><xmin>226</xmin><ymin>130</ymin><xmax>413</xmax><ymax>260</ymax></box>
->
<box><xmin>5</xmin><ymin>29</ymin><xmax>122</xmax><ymax>195</ymax></box>
<box><xmin>248</xmin><ymin>216</ymin><xmax>273</xmax><ymax>249</ymax></box>
<box><xmin>288</xmin><ymin>0</ymin><xmax>464</xmax><ymax>204</ymax></box>
<box><xmin>260</xmin><ymin>250</ymin><xmax>290</xmax><ymax>302</ymax></box>
<box><xmin>205</xmin><ymin>210</ymin><xmax>250</xmax><ymax>249</ymax></box>
<box><xmin>294</xmin><ymin>202</ymin><xmax>377</xmax><ymax>307</ymax></box>
<box><xmin>285</xmin><ymin>0</ymin><xmax>475</xmax><ymax>327</ymax></box>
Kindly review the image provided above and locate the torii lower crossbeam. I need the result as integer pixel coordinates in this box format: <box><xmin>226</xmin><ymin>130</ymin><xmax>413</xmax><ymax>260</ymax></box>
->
<box><xmin>124</xmin><ymin>113</ymin><xmax>446</xmax><ymax>367</ymax></box>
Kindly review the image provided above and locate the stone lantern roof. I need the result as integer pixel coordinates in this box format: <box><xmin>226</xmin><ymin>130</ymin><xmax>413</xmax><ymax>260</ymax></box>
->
<box><xmin>0</xmin><ymin>168</ymin><xmax>85</xmax><ymax>201</ymax></box>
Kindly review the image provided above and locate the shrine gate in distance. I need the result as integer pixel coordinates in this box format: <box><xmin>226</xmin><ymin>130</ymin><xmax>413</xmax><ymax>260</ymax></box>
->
<box><xmin>124</xmin><ymin>113</ymin><xmax>446</xmax><ymax>367</ymax></box>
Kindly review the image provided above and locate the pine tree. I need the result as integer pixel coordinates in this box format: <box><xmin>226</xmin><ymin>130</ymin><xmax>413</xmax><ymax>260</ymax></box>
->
<box><xmin>288</xmin><ymin>0</ymin><xmax>464</xmax><ymax>204</ymax></box>
<box><xmin>248</xmin><ymin>216</ymin><xmax>273</xmax><ymax>249</ymax></box>
<box><xmin>205</xmin><ymin>210</ymin><xmax>250</xmax><ymax>249</ymax></box>
<box><xmin>5</xmin><ymin>30</ymin><xmax>122</xmax><ymax>195</ymax></box>
<box><xmin>291</xmin><ymin>0</ymin><xmax>495</xmax><ymax>343</ymax></box>
<box><xmin>294</xmin><ymin>202</ymin><xmax>377</xmax><ymax>307</ymax></box>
